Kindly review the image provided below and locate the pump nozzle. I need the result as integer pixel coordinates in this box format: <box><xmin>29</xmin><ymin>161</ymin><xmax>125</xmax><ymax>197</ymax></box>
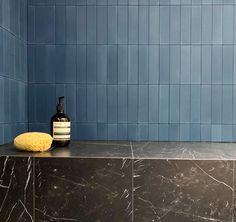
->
<box><xmin>57</xmin><ymin>96</ymin><xmax>65</xmax><ymax>113</ymax></box>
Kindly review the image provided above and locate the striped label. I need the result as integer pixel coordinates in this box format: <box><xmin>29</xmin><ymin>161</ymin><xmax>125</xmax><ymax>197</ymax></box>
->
<box><xmin>53</xmin><ymin>122</ymin><xmax>71</xmax><ymax>141</ymax></box>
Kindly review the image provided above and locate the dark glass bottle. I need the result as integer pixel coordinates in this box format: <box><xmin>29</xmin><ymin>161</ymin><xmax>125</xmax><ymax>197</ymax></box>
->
<box><xmin>51</xmin><ymin>97</ymin><xmax>71</xmax><ymax>147</ymax></box>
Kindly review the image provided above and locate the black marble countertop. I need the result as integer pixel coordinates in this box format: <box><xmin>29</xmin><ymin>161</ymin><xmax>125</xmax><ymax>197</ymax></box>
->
<box><xmin>1</xmin><ymin>141</ymin><xmax>236</xmax><ymax>160</ymax></box>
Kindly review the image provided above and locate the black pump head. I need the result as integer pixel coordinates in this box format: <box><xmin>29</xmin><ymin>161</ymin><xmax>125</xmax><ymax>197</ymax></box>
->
<box><xmin>57</xmin><ymin>96</ymin><xmax>65</xmax><ymax>112</ymax></box>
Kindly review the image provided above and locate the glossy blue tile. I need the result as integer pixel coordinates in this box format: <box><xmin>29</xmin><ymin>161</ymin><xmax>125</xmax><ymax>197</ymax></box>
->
<box><xmin>128</xmin><ymin>85</ymin><xmax>138</xmax><ymax>123</ymax></box>
<box><xmin>222</xmin><ymin>85</ymin><xmax>233</xmax><ymax>124</ymax></box>
<box><xmin>0</xmin><ymin>77</ymin><xmax>4</xmax><ymax>123</ymax></box>
<box><xmin>159</xmin><ymin>85</ymin><xmax>169</xmax><ymax>124</ymax></box>
<box><xmin>191</xmin><ymin>6</ymin><xmax>201</xmax><ymax>44</ymax></box>
<box><xmin>201</xmin><ymin>125</ymin><xmax>211</xmax><ymax>141</ymax></box>
<box><xmin>160</xmin><ymin>6</ymin><xmax>170</xmax><ymax>44</ymax></box>
<box><xmin>212</xmin><ymin>5</ymin><xmax>222</xmax><ymax>44</ymax></box>
<box><xmin>128</xmin><ymin>45</ymin><xmax>138</xmax><ymax>84</ymax></box>
<box><xmin>181</xmin><ymin>6</ymin><xmax>191</xmax><ymax>44</ymax></box>
<box><xmin>76</xmin><ymin>85</ymin><xmax>87</xmax><ymax>122</ymax></box>
<box><xmin>97</xmin><ymin>85</ymin><xmax>107</xmax><ymax>123</ymax></box>
<box><xmin>191</xmin><ymin>46</ymin><xmax>201</xmax><ymax>84</ymax></box>
<box><xmin>55</xmin><ymin>6</ymin><xmax>66</xmax><ymax>44</ymax></box>
<box><xmin>149</xmin><ymin>124</ymin><xmax>158</xmax><ymax>140</ymax></box>
<box><xmin>201</xmin><ymin>46</ymin><xmax>211</xmax><ymax>84</ymax></box>
<box><xmin>108</xmin><ymin>6</ymin><xmax>117</xmax><ymax>44</ymax></box>
<box><xmin>118</xmin><ymin>6</ymin><xmax>128</xmax><ymax>44</ymax></box>
<box><xmin>27</xmin><ymin>6</ymin><xmax>35</xmax><ymax>43</ymax></box>
<box><xmin>139</xmin><ymin>45</ymin><xmax>148</xmax><ymax>84</ymax></box>
<box><xmin>97</xmin><ymin>0</ymin><xmax>107</xmax><ymax>5</ymax></box>
<box><xmin>180</xmin><ymin>85</ymin><xmax>190</xmax><ymax>123</ymax></box>
<box><xmin>202</xmin><ymin>5</ymin><xmax>212</xmax><ymax>44</ymax></box>
<box><xmin>234</xmin><ymin>47</ymin><xmax>236</xmax><ymax>84</ymax></box>
<box><xmin>222</xmin><ymin>125</ymin><xmax>232</xmax><ymax>142</ymax></box>
<box><xmin>118</xmin><ymin>124</ymin><xmax>128</xmax><ymax>140</ymax></box>
<box><xmin>149</xmin><ymin>85</ymin><xmax>159</xmax><ymax>123</ymax></box>
<box><xmin>223</xmin><ymin>5</ymin><xmax>233</xmax><ymax>44</ymax></box>
<box><xmin>223</xmin><ymin>46</ymin><xmax>233</xmax><ymax>84</ymax></box>
<box><xmin>212</xmin><ymin>46</ymin><xmax>222</xmax><ymax>84</ymax></box>
<box><xmin>97</xmin><ymin>124</ymin><xmax>108</xmax><ymax>140</ymax></box>
<box><xmin>190</xmin><ymin>124</ymin><xmax>200</xmax><ymax>141</ymax></box>
<box><xmin>118</xmin><ymin>85</ymin><xmax>128</xmax><ymax>123</ymax></box>
<box><xmin>97</xmin><ymin>6</ymin><xmax>107</xmax><ymax>44</ymax></box>
<box><xmin>149</xmin><ymin>45</ymin><xmax>159</xmax><ymax>84</ymax></box>
<box><xmin>139</xmin><ymin>6</ymin><xmax>148</xmax><ymax>44</ymax></box>
<box><xmin>86</xmin><ymin>45</ymin><xmax>96</xmax><ymax>83</ymax></box>
<box><xmin>118</xmin><ymin>45</ymin><xmax>128</xmax><ymax>84</ymax></box>
<box><xmin>170</xmin><ymin>6</ymin><xmax>180</xmax><ymax>44</ymax></box>
<box><xmin>87</xmin><ymin>85</ymin><xmax>97</xmax><ymax>122</ymax></box>
<box><xmin>170</xmin><ymin>46</ymin><xmax>180</xmax><ymax>84</ymax></box>
<box><xmin>160</xmin><ymin>0</ymin><xmax>170</xmax><ymax>4</ymax></box>
<box><xmin>128</xmin><ymin>6</ymin><xmax>138</xmax><ymax>44</ymax></box>
<box><xmin>108</xmin><ymin>124</ymin><xmax>118</xmax><ymax>140</ymax></box>
<box><xmin>66</xmin><ymin>6</ymin><xmax>76</xmax><ymax>44</ymax></box>
<box><xmin>77</xmin><ymin>6</ymin><xmax>86</xmax><ymax>44</ymax></box>
<box><xmin>180</xmin><ymin>124</ymin><xmax>190</xmax><ymax>141</ymax></box>
<box><xmin>149</xmin><ymin>6</ymin><xmax>159</xmax><ymax>44</ymax></box>
<box><xmin>108</xmin><ymin>85</ymin><xmax>118</xmax><ymax>123</ymax></box>
<box><xmin>201</xmin><ymin>85</ymin><xmax>211</xmax><ymax>124</ymax></box>
<box><xmin>77</xmin><ymin>45</ymin><xmax>86</xmax><ymax>83</ymax></box>
<box><xmin>87</xmin><ymin>6</ymin><xmax>96</xmax><ymax>44</ymax></box>
<box><xmin>138</xmin><ymin>124</ymin><xmax>148</xmax><ymax>141</ymax></box>
<box><xmin>97</xmin><ymin>45</ymin><xmax>107</xmax><ymax>84</ymax></box>
<box><xmin>190</xmin><ymin>85</ymin><xmax>200</xmax><ymax>123</ymax></box>
<box><xmin>150</xmin><ymin>0</ymin><xmax>160</xmax><ymax>4</ymax></box>
<box><xmin>180</xmin><ymin>46</ymin><xmax>190</xmax><ymax>84</ymax></box>
<box><xmin>108</xmin><ymin>45</ymin><xmax>118</xmax><ymax>84</ymax></box>
<box><xmin>159</xmin><ymin>124</ymin><xmax>169</xmax><ymax>141</ymax></box>
<box><xmin>78</xmin><ymin>124</ymin><xmax>97</xmax><ymax>140</ymax></box>
<box><xmin>108</xmin><ymin>0</ymin><xmax>117</xmax><ymax>5</ymax></box>
<box><xmin>169</xmin><ymin>124</ymin><xmax>179</xmax><ymax>141</ymax></box>
<box><xmin>138</xmin><ymin>85</ymin><xmax>148</xmax><ymax>123</ymax></box>
<box><xmin>128</xmin><ymin>124</ymin><xmax>137</xmax><ymax>140</ymax></box>
<box><xmin>233</xmin><ymin>86</ymin><xmax>236</xmax><ymax>124</ymax></box>
<box><xmin>0</xmin><ymin>28</ymin><xmax>3</xmax><ymax>76</ymax></box>
<box><xmin>170</xmin><ymin>85</ymin><xmax>180</xmax><ymax>123</ymax></box>
<box><xmin>211</xmin><ymin>85</ymin><xmax>222</xmax><ymax>124</ymax></box>
<box><xmin>129</xmin><ymin>0</ymin><xmax>138</xmax><ymax>5</ymax></box>
<box><xmin>160</xmin><ymin>45</ymin><xmax>170</xmax><ymax>84</ymax></box>
<box><xmin>211</xmin><ymin>125</ymin><xmax>221</xmax><ymax>142</ymax></box>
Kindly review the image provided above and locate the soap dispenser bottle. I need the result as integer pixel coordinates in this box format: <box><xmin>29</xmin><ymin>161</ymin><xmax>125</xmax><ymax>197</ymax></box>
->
<box><xmin>51</xmin><ymin>97</ymin><xmax>71</xmax><ymax>147</ymax></box>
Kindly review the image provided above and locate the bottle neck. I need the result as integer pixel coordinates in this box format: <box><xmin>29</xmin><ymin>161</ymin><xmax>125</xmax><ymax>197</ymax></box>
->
<box><xmin>57</xmin><ymin>110</ymin><xmax>64</xmax><ymax>114</ymax></box>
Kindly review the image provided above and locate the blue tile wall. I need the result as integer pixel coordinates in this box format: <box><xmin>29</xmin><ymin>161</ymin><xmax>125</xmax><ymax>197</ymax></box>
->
<box><xmin>27</xmin><ymin>0</ymin><xmax>236</xmax><ymax>142</ymax></box>
<box><xmin>0</xmin><ymin>0</ymin><xmax>28</xmax><ymax>144</ymax></box>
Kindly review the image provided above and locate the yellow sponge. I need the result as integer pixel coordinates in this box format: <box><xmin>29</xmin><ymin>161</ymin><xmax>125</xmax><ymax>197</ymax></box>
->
<box><xmin>14</xmin><ymin>132</ymin><xmax>53</xmax><ymax>152</ymax></box>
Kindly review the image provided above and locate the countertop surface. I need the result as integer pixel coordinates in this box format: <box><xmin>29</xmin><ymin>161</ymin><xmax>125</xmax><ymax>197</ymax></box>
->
<box><xmin>1</xmin><ymin>141</ymin><xmax>236</xmax><ymax>159</ymax></box>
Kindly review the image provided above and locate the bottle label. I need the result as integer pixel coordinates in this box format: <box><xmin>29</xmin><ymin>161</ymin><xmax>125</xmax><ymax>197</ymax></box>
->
<box><xmin>53</xmin><ymin>122</ymin><xmax>71</xmax><ymax>141</ymax></box>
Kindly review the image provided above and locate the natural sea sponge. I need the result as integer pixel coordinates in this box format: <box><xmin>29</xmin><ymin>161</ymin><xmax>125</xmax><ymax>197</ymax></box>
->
<box><xmin>14</xmin><ymin>132</ymin><xmax>53</xmax><ymax>152</ymax></box>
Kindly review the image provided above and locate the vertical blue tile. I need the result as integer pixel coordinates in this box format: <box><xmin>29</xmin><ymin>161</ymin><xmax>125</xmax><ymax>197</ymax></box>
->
<box><xmin>128</xmin><ymin>6</ymin><xmax>138</xmax><ymax>44</ymax></box>
<box><xmin>169</xmin><ymin>124</ymin><xmax>179</xmax><ymax>141</ymax></box>
<box><xmin>160</xmin><ymin>0</ymin><xmax>170</xmax><ymax>4</ymax></box>
<box><xmin>149</xmin><ymin>45</ymin><xmax>159</xmax><ymax>84</ymax></box>
<box><xmin>77</xmin><ymin>45</ymin><xmax>86</xmax><ymax>83</ymax></box>
<box><xmin>0</xmin><ymin>124</ymin><xmax>3</xmax><ymax>144</ymax></box>
<box><xmin>128</xmin><ymin>85</ymin><xmax>138</xmax><ymax>123</ymax></box>
<box><xmin>150</xmin><ymin>0</ymin><xmax>160</xmax><ymax>4</ymax></box>
<box><xmin>180</xmin><ymin>124</ymin><xmax>190</xmax><ymax>141</ymax></box>
<box><xmin>118</xmin><ymin>45</ymin><xmax>128</xmax><ymax>84</ymax></box>
<box><xmin>222</xmin><ymin>125</ymin><xmax>232</xmax><ymax>142</ymax></box>
<box><xmin>97</xmin><ymin>85</ymin><xmax>107</xmax><ymax>123</ymax></box>
<box><xmin>201</xmin><ymin>85</ymin><xmax>211</xmax><ymax>124</ymax></box>
<box><xmin>108</xmin><ymin>45</ymin><xmax>118</xmax><ymax>84</ymax></box>
<box><xmin>55</xmin><ymin>6</ymin><xmax>66</xmax><ymax>44</ymax></box>
<box><xmin>222</xmin><ymin>85</ymin><xmax>233</xmax><ymax>124</ymax></box>
<box><xmin>87</xmin><ymin>85</ymin><xmax>97</xmax><ymax>122</ymax></box>
<box><xmin>128</xmin><ymin>45</ymin><xmax>138</xmax><ymax>84</ymax></box>
<box><xmin>211</xmin><ymin>125</ymin><xmax>221</xmax><ymax>142</ymax></box>
<box><xmin>87</xmin><ymin>0</ymin><xmax>97</xmax><ymax>5</ymax></box>
<box><xmin>27</xmin><ymin>6</ymin><xmax>35</xmax><ymax>43</ymax></box>
<box><xmin>181</xmin><ymin>6</ymin><xmax>191</xmax><ymax>44</ymax></box>
<box><xmin>108</xmin><ymin>124</ymin><xmax>118</xmax><ymax>140</ymax></box>
<box><xmin>149</xmin><ymin>85</ymin><xmax>159</xmax><ymax>123</ymax></box>
<box><xmin>108</xmin><ymin>6</ymin><xmax>117</xmax><ymax>44</ymax></box>
<box><xmin>212</xmin><ymin>46</ymin><xmax>222</xmax><ymax>84</ymax></box>
<box><xmin>138</xmin><ymin>85</ymin><xmax>148</xmax><ymax>123</ymax></box>
<box><xmin>180</xmin><ymin>46</ymin><xmax>190</xmax><ymax>84</ymax></box>
<box><xmin>77</xmin><ymin>6</ymin><xmax>86</xmax><ymax>44</ymax></box>
<box><xmin>66</xmin><ymin>6</ymin><xmax>77</xmax><ymax>44</ymax></box>
<box><xmin>86</xmin><ymin>45</ymin><xmax>96</xmax><ymax>83</ymax></box>
<box><xmin>97</xmin><ymin>6</ymin><xmax>107</xmax><ymax>44</ymax></box>
<box><xmin>223</xmin><ymin>46</ymin><xmax>233</xmax><ymax>84</ymax></box>
<box><xmin>128</xmin><ymin>124</ymin><xmax>137</xmax><ymax>141</ymax></box>
<box><xmin>108</xmin><ymin>85</ymin><xmax>118</xmax><ymax>123</ymax></box>
<box><xmin>97</xmin><ymin>0</ymin><xmax>107</xmax><ymax>5</ymax></box>
<box><xmin>118</xmin><ymin>85</ymin><xmax>128</xmax><ymax>123</ymax></box>
<box><xmin>118</xmin><ymin>0</ymin><xmax>128</xmax><ymax>4</ymax></box>
<box><xmin>170</xmin><ymin>85</ymin><xmax>180</xmax><ymax>123</ymax></box>
<box><xmin>64</xmin><ymin>84</ymin><xmax>76</xmax><ymax>122</ymax></box>
<box><xmin>170</xmin><ymin>6</ymin><xmax>180</xmax><ymax>44</ymax></box>
<box><xmin>191</xmin><ymin>6</ymin><xmax>201</xmax><ymax>44</ymax></box>
<box><xmin>171</xmin><ymin>0</ymin><xmax>180</xmax><ymax>4</ymax></box>
<box><xmin>87</xmin><ymin>6</ymin><xmax>96</xmax><ymax>44</ymax></box>
<box><xmin>202</xmin><ymin>5</ymin><xmax>212</xmax><ymax>44</ymax></box>
<box><xmin>211</xmin><ymin>85</ymin><xmax>222</xmax><ymax>124</ymax></box>
<box><xmin>190</xmin><ymin>124</ymin><xmax>200</xmax><ymax>141</ymax></box>
<box><xmin>223</xmin><ymin>5</ymin><xmax>233</xmax><ymax>44</ymax></box>
<box><xmin>0</xmin><ymin>28</ymin><xmax>3</xmax><ymax>76</ymax></box>
<box><xmin>129</xmin><ymin>0</ymin><xmax>138</xmax><ymax>5</ymax></box>
<box><xmin>139</xmin><ymin>45</ymin><xmax>148</xmax><ymax>84</ymax></box>
<box><xmin>202</xmin><ymin>0</ymin><xmax>212</xmax><ymax>3</ymax></box>
<box><xmin>201</xmin><ymin>46</ymin><xmax>211</xmax><ymax>84</ymax></box>
<box><xmin>234</xmin><ymin>46</ymin><xmax>236</xmax><ymax>83</ymax></box>
<box><xmin>170</xmin><ymin>46</ymin><xmax>180</xmax><ymax>84</ymax></box>
<box><xmin>233</xmin><ymin>86</ymin><xmax>236</xmax><ymax>124</ymax></box>
<box><xmin>212</xmin><ymin>5</ymin><xmax>222</xmax><ymax>44</ymax></box>
<box><xmin>159</xmin><ymin>124</ymin><xmax>169</xmax><ymax>141</ymax></box>
<box><xmin>77</xmin><ymin>85</ymin><xmax>87</xmax><ymax>122</ymax></box>
<box><xmin>160</xmin><ymin>6</ymin><xmax>170</xmax><ymax>44</ymax></box>
<box><xmin>97</xmin><ymin>45</ymin><xmax>107</xmax><ymax>84</ymax></box>
<box><xmin>201</xmin><ymin>125</ymin><xmax>211</xmax><ymax>141</ymax></box>
<box><xmin>97</xmin><ymin>124</ymin><xmax>108</xmax><ymax>140</ymax></box>
<box><xmin>118</xmin><ymin>6</ymin><xmax>128</xmax><ymax>44</ymax></box>
<box><xmin>159</xmin><ymin>85</ymin><xmax>169</xmax><ymax>124</ymax></box>
<box><xmin>118</xmin><ymin>124</ymin><xmax>128</xmax><ymax>140</ymax></box>
<box><xmin>139</xmin><ymin>6</ymin><xmax>148</xmax><ymax>44</ymax></box>
<box><xmin>138</xmin><ymin>124</ymin><xmax>149</xmax><ymax>141</ymax></box>
<box><xmin>149</xmin><ymin>6</ymin><xmax>159</xmax><ymax>44</ymax></box>
<box><xmin>0</xmin><ymin>77</ymin><xmax>3</xmax><ymax>123</ymax></box>
<box><xmin>190</xmin><ymin>85</ymin><xmax>200</xmax><ymax>123</ymax></box>
<box><xmin>191</xmin><ymin>46</ymin><xmax>201</xmax><ymax>84</ymax></box>
<box><xmin>139</xmin><ymin>0</ymin><xmax>149</xmax><ymax>5</ymax></box>
<box><xmin>108</xmin><ymin>0</ymin><xmax>117</xmax><ymax>5</ymax></box>
<box><xmin>180</xmin><ymin>85</ymin><xmax>190</xmax><ymax>123</ymax></box>
<box><xmin>160</xmin><ymin>45</ymin><xmax>170</xmax><ymax>84</ymax></box>
<box><xmin>149</xmin><ymin>124</ymin><xmax>158</xmax><ymax>140</ymax></box>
